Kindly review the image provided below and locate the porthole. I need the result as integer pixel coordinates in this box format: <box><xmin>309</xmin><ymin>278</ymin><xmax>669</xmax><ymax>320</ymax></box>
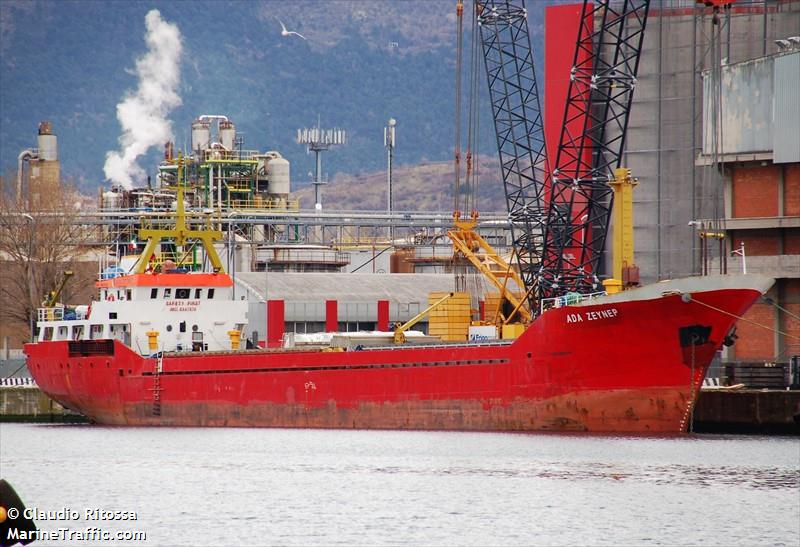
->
<box><xmin>166</xmin><ymin>325</ymin><xmax>173</xmax><ymax>332</ymax></box>
<box><xmin>192</xmin><ymin>325</ymin><xmax>199</xmax><ymax>332</ymax></box>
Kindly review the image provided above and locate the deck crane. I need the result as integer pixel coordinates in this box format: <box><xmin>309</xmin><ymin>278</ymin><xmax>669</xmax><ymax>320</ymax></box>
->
<box><xmin>472</xmin><ymin>0</ymin><xmax>650</xmax><ymax>315</ymax></box>
<box><xmin>446</xmin><ymin>0</ymin><xmax>540</xmax><ymax>326</ymax></box>
<box><xmin>43</xmin><ymin>270</ymin><xmax>74</xmax><ymax>308</ymax></box>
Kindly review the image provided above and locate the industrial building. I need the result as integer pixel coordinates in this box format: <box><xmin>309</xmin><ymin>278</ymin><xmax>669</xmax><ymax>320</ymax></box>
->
<box><xmin>235</xmin><ymin>272</ymin><xmax>458</xmax><ymax>344</ymax></box>
<box><xmin>615</xmin><ymin>2</ymin><xmax>798</xmax><ymax>283</ymax></box>
<box><xmin>700</xmin><ymin>49</ymin><xmax>800</xmax><ymax>362</ymax></box>
<box><xmin>590</xmin><ymin>2</ymin><xmax>800</xmax><ymax>362</ymax></box>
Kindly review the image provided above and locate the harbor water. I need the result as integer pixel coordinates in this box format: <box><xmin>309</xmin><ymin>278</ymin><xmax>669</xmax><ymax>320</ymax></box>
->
<box><xmin>1</xmin><ymin>424</ymin><xmax>798</xmax><ymax>546</ymax></box>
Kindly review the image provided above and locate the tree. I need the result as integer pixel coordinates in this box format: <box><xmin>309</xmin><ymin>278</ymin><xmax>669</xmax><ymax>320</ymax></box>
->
<box><xmin>0</xmin><ymin>175</ymin><xmax>97</xmax><ymax>343</ymax></box>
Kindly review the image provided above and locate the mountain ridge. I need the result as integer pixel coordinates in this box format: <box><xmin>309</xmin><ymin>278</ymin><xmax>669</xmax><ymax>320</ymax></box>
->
<box><xmin>1</xmin><ymin>0</ymin><xmax>547</xmax><ymax>195</ymax></box>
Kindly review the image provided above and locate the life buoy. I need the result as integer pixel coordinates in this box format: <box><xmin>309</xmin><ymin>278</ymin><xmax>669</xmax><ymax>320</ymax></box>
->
<box><xmin>107</xmin><ymin>294</ymin><xmax>116</xmax><ymax>301</ymax></box>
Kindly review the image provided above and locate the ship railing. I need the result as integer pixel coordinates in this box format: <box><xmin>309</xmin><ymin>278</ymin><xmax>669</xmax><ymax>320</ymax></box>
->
<box><xmin>37</xmin><ymin>306</ymin><xmax>86</xmax><ymax>322</ymax></box>
<box><xmin>37</xmin><ymin>306</ymin><xmax>64</xmax><ymax>322</ymax></box>
<box><xmin>540</xmin><ymin>291</ymin><xmax>607</xmax><ymax>314</ymax></box>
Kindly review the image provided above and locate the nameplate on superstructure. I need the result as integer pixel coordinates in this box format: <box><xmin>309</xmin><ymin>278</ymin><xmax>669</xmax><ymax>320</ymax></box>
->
<box><xmin>566</xmin><ymin>307</ymin><xmax>619</xmax><ymax>324</ymax></box>
<box><xmin>166</xmin><ymin>300</ymin><xmax>200</xmax><ymax>312</ymax></box>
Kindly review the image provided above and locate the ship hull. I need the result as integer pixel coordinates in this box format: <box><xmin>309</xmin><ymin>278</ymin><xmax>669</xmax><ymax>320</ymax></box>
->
<box><xmin>25</xmin><ymin>276</ymin><xmax>771</xmax><ymax>433</ymax></box>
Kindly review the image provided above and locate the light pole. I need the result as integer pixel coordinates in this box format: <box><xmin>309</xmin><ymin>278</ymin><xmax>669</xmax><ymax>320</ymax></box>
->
<box><xmin>384</xmin><ymin>118</ymin><xmax>396</xmax><ymax>242</ymax></box>
<box><xmin>731</xmin><ymin>241</ymin><xmax>746</xmax><ymax>274</ymax></box>
<box><xmin>579</xmin><ymin>214</ymin><xmax>589</xmax><ymax>245</ymax></box>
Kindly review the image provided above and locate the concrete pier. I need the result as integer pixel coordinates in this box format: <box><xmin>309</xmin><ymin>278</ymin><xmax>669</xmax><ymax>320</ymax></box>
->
<box><xmin>0</xmin><ymin>386</ymin><xmax>86</xmax><ymax>423</ymax></box>
<box><xmin>694</xmin><ymin>390</ymin><xmax>800</xmax><ymax>434</ymax></box>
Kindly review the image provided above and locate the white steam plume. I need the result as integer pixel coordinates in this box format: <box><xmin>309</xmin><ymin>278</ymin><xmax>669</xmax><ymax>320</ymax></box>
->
<box><xmin>104</xmin><ymin>10</ymin><xmax>183</xmax><ymax>189</ymax></box>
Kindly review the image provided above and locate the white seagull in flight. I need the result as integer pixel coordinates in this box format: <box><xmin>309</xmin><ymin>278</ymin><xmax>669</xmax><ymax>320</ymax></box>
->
<box><xmin>276</xmin><ymin>17</ymin><xmax>306</xmax><ymax>40</ymax></box>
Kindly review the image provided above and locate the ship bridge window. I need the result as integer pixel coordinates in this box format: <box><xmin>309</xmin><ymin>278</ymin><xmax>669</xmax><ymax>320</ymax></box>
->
<box><xmin>208</xmin><ymin>289</ymin><xmax>215</xmax><ymax>299</ymax></box>
<box><xmin>43</xmin><ymin>327</ymin><xmax>53</xmax><ymax>341</ymax></box>
<box><xmin>151</xmin><ymin>288</ymin><xmax>158</xmax><ymax>299</ymax></box>
<box><xmin>72</xmin><ymin>325</ymin><xmax>84</xmax><ymax>340</ymax></box>
<box><xmin>176</xmin><ymin>288</ymin><xmax>191</xmax><ymax>299</ymax></box>
<box><xmin>90</xmin><ymin>324</ymin><xmax>103</xmax><ymax>339</ymax></box>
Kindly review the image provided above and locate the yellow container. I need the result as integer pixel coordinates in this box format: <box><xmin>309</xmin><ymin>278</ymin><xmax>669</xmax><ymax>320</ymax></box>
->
<box><xmin>484</xmin><ymin>290</ymin><xmax>525</xmax><ymax>321</ymax></box>
<box><xmin>428</xmin><ymin>292</ymin><xmax>471</xmax><ymax>342</ymax></box>
<box><xmin>501</xmin><ymin>323</ymin><xmax>526</xmax><ymax>340</ymax></box>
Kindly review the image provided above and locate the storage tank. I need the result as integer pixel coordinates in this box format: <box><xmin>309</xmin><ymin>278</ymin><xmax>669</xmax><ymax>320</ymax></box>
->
<box><xmin>266</xmin><ymin>155</ymin><xmax>290</xmax><ymax>195</ymax></box>
<box><xmin>219</xmin><ymin>120</ymin><xmax>236</xmax><ymax>151</ymax></box>
<box><xmin>37</xmin><ymin>121</ymin><xmax>57</xmax><ymax>161</ymax></box>
<box><xmin>102</xmin><ymin>190</ymin><xmax>122</xmax><ymax>210</ymax></box>
<box><xmin>191</xmin><ymin>120</ymin><xmax>210</xmax><ymax>152</ymax></box>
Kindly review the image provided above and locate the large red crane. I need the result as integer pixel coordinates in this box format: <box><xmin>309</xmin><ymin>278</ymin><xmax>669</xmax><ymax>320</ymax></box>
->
<box><xmin>475</xmin><ymin>0</ymin><xmax>650</xmax><ymax>313</ymax></box>
<box><xmin>539</xmin><ymin>0</ymin><xmax>650</xmax><ymax>300</ymax></box>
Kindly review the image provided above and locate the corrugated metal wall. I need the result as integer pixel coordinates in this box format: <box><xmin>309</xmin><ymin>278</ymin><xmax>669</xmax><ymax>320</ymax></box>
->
<box><xmin>773</xmin><ymin>51</ymin><xmax>800</xmax><ymax>164</ymax></box>
<box><xmin>621</xmin><ymin>4</ymin><xmax>800</xmax><ymax>284</ymax></box>
<box><xmin>702</xmin><ymin>56</ymin><xmax>774</xmax><ymax>155</ymax></box>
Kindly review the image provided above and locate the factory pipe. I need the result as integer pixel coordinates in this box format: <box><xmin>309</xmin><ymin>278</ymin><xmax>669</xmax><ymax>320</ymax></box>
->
<box><xmin>17</xmin><ymin>149</ymin><xmax>38</xmax><ymax>203</ymax></box>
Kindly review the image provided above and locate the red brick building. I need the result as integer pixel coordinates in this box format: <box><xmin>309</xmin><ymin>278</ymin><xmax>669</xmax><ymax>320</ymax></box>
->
<box><xmin>704</xmin><ymin>51</ymin><xmax>799</xmax><ymax>364</ymax></box>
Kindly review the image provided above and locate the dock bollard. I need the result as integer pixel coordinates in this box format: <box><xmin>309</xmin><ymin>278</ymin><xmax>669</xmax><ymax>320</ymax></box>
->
<box><xmin>146</xmin><ymin>330</ymin><xmax>159</xmax><ymax>351</ymax></box>
<box><xmin>228</xmin><ymin>330</ymin><xmax>241</xmax><ymax>350</ymax></box>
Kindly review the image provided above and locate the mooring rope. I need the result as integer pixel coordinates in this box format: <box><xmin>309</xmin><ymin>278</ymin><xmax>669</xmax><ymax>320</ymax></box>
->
<box><xmin>762</xmin><ymin>296</ymin><xmax>800</xmax><ymax>322</ymax></box>
<box><xmin>687</xmin><ymin>295</ymin><xmax>800</xmax><ymax>342</ymax></box>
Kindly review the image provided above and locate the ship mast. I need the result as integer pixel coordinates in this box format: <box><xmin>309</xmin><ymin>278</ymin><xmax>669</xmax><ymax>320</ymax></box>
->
<box><xmin>134</xmin><ymin>152</ymin><xmax>226</xmax><ymax>274</ymax></box>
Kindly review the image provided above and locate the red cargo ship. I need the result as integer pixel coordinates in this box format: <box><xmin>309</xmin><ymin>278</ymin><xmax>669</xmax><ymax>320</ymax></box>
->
<box><xmin>24</xmin><ymin>262</ymin><xmax>772</xmax><ymax>432</ymax></box>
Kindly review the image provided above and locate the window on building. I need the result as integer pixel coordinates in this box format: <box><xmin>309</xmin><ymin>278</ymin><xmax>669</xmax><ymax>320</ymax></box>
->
<box><xmin>126</xmin><ymin>289</ymin><xmax>132</xmax><ymax>301</ymax></box>
<box><xmin>195</xmin><ymin>288</ymin><xmax>202</xmax><ymax>299</ymax></box>
<box><xmin>176</xmin><ymin>288</ymin><xmax>191</xmax><ymax>299</ymax></box>
<box><xmin>164</xmin><ymin>288</ymin><xmax>172</xmax><ymax>298</ymax></box>
<box><xmin>179</xmin><ymin>321</ymin><xmax>186</xmax><ymax>333</ymax></box>
<box><xmin>109</xmin><ymin>312</ymin><xmax>118</xmax><ymax>319</ymax></box>
<box><xmin>305</xmin><ymin>322</ymin><xmax>325</xmax><ymax>334</ymax></box>
<box><xmin>208</xmin><ymin>289</ymin><xmax>215</xmax><ymax>299</ymax></box>
<box><xmin>151</xmin><ymin>288</ymin><xmax>158</xmax><ymax>299</ymax></box>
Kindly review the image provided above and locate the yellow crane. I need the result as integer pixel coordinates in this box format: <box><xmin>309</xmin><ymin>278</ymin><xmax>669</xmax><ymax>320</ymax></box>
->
<box><xmin>394</xmin><ymin>292</ymin><xmax>454</xmax><ymax>344</ymax></box>
<box><xmin>43</xmin><ymin>270</ymin><xmax>74</xmax><ymax>308</ymax></box>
